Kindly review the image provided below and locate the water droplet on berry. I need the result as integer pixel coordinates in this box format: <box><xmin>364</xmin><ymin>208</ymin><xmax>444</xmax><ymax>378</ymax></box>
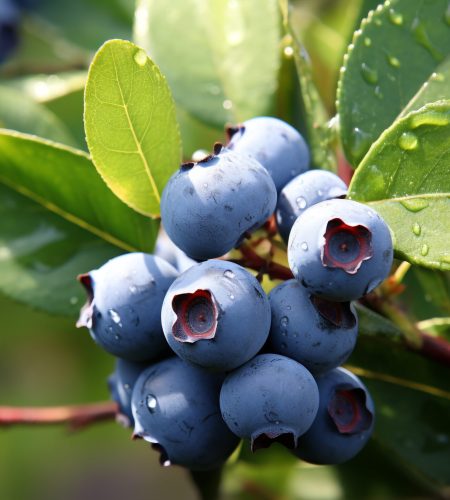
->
<box><xmin>228</xmin><ymin>293</ymin><xmax>235</xmax><ymax>300</ymax></box>
<box><xmin>114</xmin><ymin>334</ymin><xmax>121</xmax><ymax>341</ymax></box>
<box><xmin>280</xmin><ymin>316</ymin><xmax>289</xmax><ymax>327</ymax></box>
<box><xmin>301</xmin><ymin>242</ymin><xmax>308</xmax><ymax>251</ymax></box>
<box><xmin>129</xmin><ymin>285</ymin><xmax>138</xmax><ymax>294</ymax></box>
<box><xmin>147</xmin><ymin>395</ymin><xmax>157</xmax><ymax>412</ymax></box>
<box><xmin>109</xmin><ymin>309</ymin><xmax>122</xmax><ymax>325</ymax></box>
<box><xmin>223</xmin><ymin>270</ymin><xmax>235</xmax><ymax>279</ymax></box>
<box><xmin>296</xmin><ymin>196</ymin><xmax>307</xmax><ymax>209</ymax></box>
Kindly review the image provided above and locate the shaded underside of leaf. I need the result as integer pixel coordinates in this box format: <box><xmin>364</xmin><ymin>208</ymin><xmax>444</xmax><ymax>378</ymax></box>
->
<box><xmin>0</xmin><ymin>130</ymin><xmax>158</xmax><ymax>253</ymax></box>
<box><xmin>84</xmin><ymin>39</ymin><xmax>181</xmax><ymax>217</ymax></box>
<box><xmin>348</xmin><ymin>101</ymin><xmax>450</xmax><ymax>269</ymax></box>
<box><xmin>337</xmin><ymin>0</ymin><xmax>450</xmax><ymax>166</ymax></box>
<box><xmin>134</xmin><ymin>0</ymin><xmax>281</xmax><ymax>129</ymax></box>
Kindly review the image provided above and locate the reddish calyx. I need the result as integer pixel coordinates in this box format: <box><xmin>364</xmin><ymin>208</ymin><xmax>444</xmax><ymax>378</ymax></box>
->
<box><xmin>172</xmin><ymin>289</ymin><xmax>218</xmax><ymax>343</ymax></box>
<box><xmin>328</xmin><ymin>388</ymin><xmax>373</xmax><ymax>434</ymax></box>
<box><xmin>322</xmin><ymin>218</ymin><xmax>373</xmax><ymax>274</ymax></box>
<box><xmin>310</xmin><ymin>296</ymin><xmax>356</xmax><ymax>329</ymax></box>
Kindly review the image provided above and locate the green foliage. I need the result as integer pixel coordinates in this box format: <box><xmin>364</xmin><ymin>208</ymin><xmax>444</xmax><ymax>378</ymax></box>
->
<box><xmin>348</xmin><ymin>101</ymin><xmax>450</xmax><ymax>270</ymax></box>
<box><xmin>84</xmin><ymin>40</ymin><xmax>181</xmax><ymax>217</ymax></box>
<box><xmin>134</xmin><ymin>0</ymin><xmax>281</xmax><ymax>129</ymax></box>
<box><xmin>338</xmin><ymin>0</ymin><xmax>450</xmax><ymax>166</ymax></box>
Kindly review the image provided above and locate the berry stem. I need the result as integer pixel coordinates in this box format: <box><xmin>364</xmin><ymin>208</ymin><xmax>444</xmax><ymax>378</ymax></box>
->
<box><xmin>0</xmin><ymin>401</ymin><xmax>118</xmax><ymax>430</ymax></box>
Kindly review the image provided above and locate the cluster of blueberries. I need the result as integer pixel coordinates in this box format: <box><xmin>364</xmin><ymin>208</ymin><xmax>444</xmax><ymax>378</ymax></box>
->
<box><xmin>0</xmin><ymin>0</ymin><xmax>36</xmax><ymax>63</ymax></box>
<box><xmin>77</xmin><ymin>117</ymin><xmax>393</xmax><ymax>471</ymax></box>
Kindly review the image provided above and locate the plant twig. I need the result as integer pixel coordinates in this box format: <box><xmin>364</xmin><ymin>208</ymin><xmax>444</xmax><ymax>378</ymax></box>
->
<box><xmin>0</xmin><ymin>401</ymin><xmax>118</xmax><ymax>431</ymax></box>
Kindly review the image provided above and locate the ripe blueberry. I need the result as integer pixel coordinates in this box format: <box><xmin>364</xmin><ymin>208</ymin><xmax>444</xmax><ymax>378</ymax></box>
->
<box><xmin>108</xmin><ymin>358</ymin><xmax>149</xmax><ymax>427</ymax></box>
<box><xmin>268</xmin><ymin>279</ymin><xmax>358</xmax><ymax>374</ymax></box>
<box><xmin>292</xmin><ymin>367</ymin><xmax>375</xmax><ymax>464</ymax></box>
<box><xmin>288</xmin><ymin>199</ymin><xmax>393</xmax><ymax>301</ymax></box>
<box><xmin>161</xmin><ymin>144</ymin><xmax>277</xmax><ymax>260</ymax></box>
<box><xmin>77</xmin><ymin>252</ymin><xmax>178</xmax><ymax>361</ymax></box>
<box><xmin>161</xmin><ymin>260</ymin><xmax>271</xmax><ymax>371</ymax></box>
<box><xmin>131</xmin><ymin>356</ymin><xmax>239</xmax><ymax>470</ymax></box>
<box><xmin>220</xmin><ymin>353</ymin><xmax>319</xmax><ymax>451</ymax></box>
<box><xmin>276</xmin><ymin>170</ymin><xmax>347</xmax><ymax>243</ymax></box>
<box><xmin>226</xmin><ymin>116</ymin><xmax>310</xmax><ymax>192</ymax></box>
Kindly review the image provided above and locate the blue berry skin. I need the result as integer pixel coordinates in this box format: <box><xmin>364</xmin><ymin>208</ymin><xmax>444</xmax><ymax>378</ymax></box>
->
<box><xmin>131</xmin><ymin>356</ymin><xmax>240</xmax><ymax>470</ymax></box>
<box><xmin>268</xmin><ymin>280</ymin><xmax>358</xmax><ymax>374</ymax></box>
<box><xmin>288</xmin><ymin>199</ymin><xmax>393</xmax><ymax>301</ymax></box>
<box><xmin>293</xmin><ymin>367</ymin><xmax>375</xmax><ymax>465</ymax></box>
<box><xmin>161</xmin><ymin>145</ymin><xmax>277</xmax><ymax>260</ymax></box>
<box><xmin>108</xmin><ymin>358</ymin><xmax>149</xmax><ymax>427</ymax></box>
<box><xmin>220</xmin><ymin>353</ymin><xmax>319</xmax><ymax>451</ymax></box>
<box><xmin>0</xmin><ymin>0</ymin><xmax>19</xmax><ymax>63</ymax></box>
<box><xmin>155</xmin><ymin>228</ymin><xmax>196</xmax><ymax>273</ymax></box>
<box><xmin>276</xmin><ymin>170</ymin><xmax>347</xmax><ymax>243</ymax></box>
<box><xmin>226</xmin><ymin>117</ymin><xmax>310</xmax><ymax>192</ymax></box>
<box><xmin>161</xmin><ymin>260</ymin><xmax>271</xmax><ymax>372</ymax></box>
<box><xmin>77</xmin><ymin>253</ymin><xmax>178</xmax><ymax>362</ymax></box>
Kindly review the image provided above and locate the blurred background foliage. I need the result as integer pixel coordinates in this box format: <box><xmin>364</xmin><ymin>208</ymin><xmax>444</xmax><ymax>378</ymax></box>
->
<box><xmin>0</xmin><ymin>0</ymin><xmax>449</xmax><ymax>499</ymax></box>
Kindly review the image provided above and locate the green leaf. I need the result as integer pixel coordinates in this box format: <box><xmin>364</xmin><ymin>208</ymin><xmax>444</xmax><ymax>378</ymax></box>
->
<box><xmin>0</xmin><ymin>86</ymin><xmax>75</xmax><ymax>146</ymax></box>
<box><xmin>0</xmin><ymin>130</ymin><xmax>158</xmax><ymax>253</ymax></box>
<box><xmin>348</xmin><ymin>101</ymin><xmax>450</xmax><ymax>270</ymax></box>
<box><xmin>134</xmin><ymin>0</ymin><xmax>281</xmax><ymax>128</ymax></box>
<box><xmin>84</xmin><ymin>39</ymin><xmax>181</xmax><ymax>217</ymax></box>
<box><xmin>355</xmin><ymin>303</ymin><xmax>403</xmax><ymax>341</ymax></box>
<box><xmin>0</xmin><ymin>184</ymin><xmax>122</xmax><ymax>316</ymax></box>
<box><xmin>337</xmin><ymin>0</ymin><xmax>450</xmax><ymax>166</ymax></box>
<box><xmin>279</xmin><ymin>0</ymin><xmax>337</xmax><ymax>171</ymax></box>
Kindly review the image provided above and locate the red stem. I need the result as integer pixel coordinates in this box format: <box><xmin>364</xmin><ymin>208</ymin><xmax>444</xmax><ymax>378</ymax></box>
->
<box><xmin>0</xmin><ymin>401</ymin><xmax>118</xmax><ymax>430</ymax></box>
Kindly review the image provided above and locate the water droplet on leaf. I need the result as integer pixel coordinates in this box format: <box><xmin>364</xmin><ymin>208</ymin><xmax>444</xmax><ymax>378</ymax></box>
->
<box><xmin>398</xmin><ymin>131</ymin><xmax>418</xmax><ymax>150</ymax></box>
<box><xmin>134</xmin><ymin>50</ymin><xmax>147</xmax><ymax>67</ymax></box>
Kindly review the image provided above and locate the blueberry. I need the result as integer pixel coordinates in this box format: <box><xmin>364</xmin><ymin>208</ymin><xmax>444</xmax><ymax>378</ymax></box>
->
<box><xmin>226</xmin><ymin>116</ymin><xmax>310</xmax><ymax>192</ymax></box>
<box><xmin>292</xmin><ymin>367</ymin><xmax>375</xmax><ymax>464</ymax></box>
<box><xmin>276</xmin><ymin>170</ymin><xmax>347</xmax><ymax>243</ymax></box>
<box><xmin>131</xmin><ymin>356</ymin><xmax>239</xmax><ymax>470</ymax></box>
<box><xmin>220</xmin><ymin>353</ymin><xmax>319</xmax><ymax>451</ymax></box>
<box><xmin>0</xmin><ymin>0</ymin><xmax>20</xmax><ymax>63</ymax></box>
<box><xmin>288</xmin><ymin>199</ymin><xmax>393</xmax><ymax>301</ymax></box>
<box><xmin>77</xmin><ymin>252</ymin><xmax>178</xmax><ymax>361</ymax></box>
<box><xmin>108</xmin><ymin>358</ymin><xmax>149</xmax><ymax>427</ymax></box>
<box><xmin>155</xmin><ymin>227</ymin><xmax>196</xmax><ymax>273</ymax></box>
<box><xmin>268</xmin><ymin>280</ymin><xmax>358</xmax><ymax>374</ymax></box>
<box><xmin>161</xmin><ymin>144</ymin><xmax>277</xmax><ymax>260</ymax></box>
<box><xmin>161</xmin><ymin>260</ymin><xmax>271</xmax><ymax>371</ymax></box>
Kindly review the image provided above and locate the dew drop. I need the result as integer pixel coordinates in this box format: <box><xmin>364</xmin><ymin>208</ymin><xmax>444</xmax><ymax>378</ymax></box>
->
<box><xmin>69</xmin><ymin>296</ymin><xmax>79</xmax><ymax>305</ymax></box>
<box><xmin>301</xmin><ymin>242</ymin><xmax>308</xmax><ymax>251</ymax></box>
<box><xmin>114</xmin><ymin>334</ymin><xmax>121</xmax><ymax>341</ymax></box>
<box><xmin>280</xmin><ymin>316</ymin><xmax>289</xmax><ymax>327</ymax></box>
<box><xmin>398</xmin><ymin>131</ymin><xmax>418</xmax><ymax>150</ymax></box>
<box><xmin>192</xmin><ymin>149</ymin><xmax>209</xmax><ymax>162</ymax></box>
<box><xmin>223</xmin><ymin>99</ymin><xmax>233</xmax><ymax>110</ymax></box>
<box><xmin>374</xmin><ymin>17</ymin><xmax>382</xmax><ymax>26</ymax></box>
<box><xmin>431</xmin><ymin>72</ymin><xmax>445</xmax><ymax>82</ymax></box>
<box><xmin>223</xmin><ymin>270</ymin><xmax>235</xmax><ymax>279</ymax></box>
<box><xmin>421</xmin><ymin>244</ymin><xmax>429</xmax><ymax>256</ymax></box>
<box><xmin>163</xmin><ymin>460</ymin><xmax>171</xmax><ymax>467</ymax></box>
<box><xmin>134</xmin><ymin>50</ymin><xmax>147</xmax><ymax>67</ymax></box>
<box><xmin>228</xmin><ymin>293</ymin><xmax>235</xmax><ymax>300</ymax></box>
<box><xmin>203</xmin><ymin>183</ymin><xmax>208</xmax><ymax>189</ymax></box>
<box><xmin>350</xmin><ymin>127</ymin><xmax>372</xmax><ymax>161</ymax></box>
<box><xmin>363</xmin><ymin>37</ymin><xmax>372</xmax><ymax>47</ymax></box>
<box><xmin>400</xmin><ymin>198</ymin><xmax>429</xmax><ymax>212</ymax></box>
<box><xmin>317</xmin><ymin>189</ymin><xmax>323</xmax><ymax>196</ymax></box>
<box><xmin>129</xmin><ymin>285</ymin><xmax>138</xmax><ymax>294</ymax></box>
<box><xmin>361</xmin><ymin>62</ymin><xmax>378</xmax><ymax>84</ymax></box>
<box><xmin>296</xmin><ymin>196</ymin><xmax>307</xmax><ymax>209</ymax></box>
<box><xmin>147</xmin><ymin>395</ymin><xmax>157</xmax><ymax>412</ymax></box>
<box><xmin>284</xmin><ymin>46</ymin><xmax>294</xmax><ymax>57</ymax></box>
<box><xmin>389</xmin><ymin>9</ymin><xmax>403</xmax><ymax>25</ymax></box>
<box><xmin>388</xmin><ymin>55</ymin><xmax>401</xmax><ymax>68</ymax></box>
<box><xmin>109</xmin><ymin>309</ymin><xmax>122</xmax><ymax>325</ymax></box>
<box><xmin>286</xmin><ymin>305</ymin><xmax>292</xmax><ymax>310</ymax></box>
<box><xmin>374</xmin><ymin>85</ymin><xmax>383</xmax><ymax>99</ymax></box>
<box><xmin>412</xmin><ymin>222</ymin><xmax>421</xmax><ymax>236</ymax></box>
<box><xmin>107</xmin><ymin>325</ymin><xmax>114</xmax><ymax>334</ymax></box>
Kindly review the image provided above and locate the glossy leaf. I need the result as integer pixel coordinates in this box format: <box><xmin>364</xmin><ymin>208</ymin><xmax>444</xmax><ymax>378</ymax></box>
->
<box><xmin>337</xmin><ymin>0</ymin><xmax>450</xmax><ymax>166</ymax></box>
<box><xmin>0</xmin><ymin>184</ymin><xmax>122</xmax><ymax>316</ymax></box>
<box><xmin>279</xmin><ymin>0</ymin><xmax>336</xmax><ymax>171</ymax></box>
<box><xmin>0</xmin><ymin>86</ymin><xmax>75</xmax><ymax>146</ymax></box>
<box><xmin>134</xmin><ymin>0</ymin><xmax>281</xmax><ymax>128</ymax></box>
<box><xmin>85</xmin><ymin>39</ymin><xmax>181</xmax><ymax>217</ymax></box>
<box><xmin>0</xmin><ymin>130</ymin><xmax>158</xmax><ymax>253</ymax></box>
<box><xmin>348</xmin><ymin>101</ymin><xmax>450</xmax><ymax>270</ymax></box>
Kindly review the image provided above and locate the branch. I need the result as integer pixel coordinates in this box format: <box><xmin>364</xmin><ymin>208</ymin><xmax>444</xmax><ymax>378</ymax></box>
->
<box><xmin>232</xmin><ymin>244</ymin><xmax>293</xmax><ymax>281</ymax></box>
<box><xmin>0</xmin><ymin>401</ymin><xmax>118</xmax><ymax>431</ymax></box>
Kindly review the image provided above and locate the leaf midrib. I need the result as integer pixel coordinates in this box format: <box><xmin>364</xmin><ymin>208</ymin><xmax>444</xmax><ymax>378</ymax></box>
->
<box><xmin>352</xmin><ymin>192</ymin><xmax>450</xmax><ymax>204</ymax></box>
